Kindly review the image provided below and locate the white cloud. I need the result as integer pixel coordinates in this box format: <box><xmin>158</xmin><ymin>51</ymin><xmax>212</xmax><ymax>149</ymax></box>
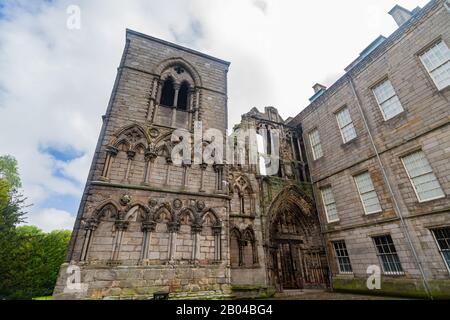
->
<box><xmin>0</xmin><ymin>0</ymin><xmax>430</xmax><ymax>231</ymax></box>
<box><xmin>26</xmin><ymin>208</ymin><xmax>75</xmax><ymax>232</ymax></box>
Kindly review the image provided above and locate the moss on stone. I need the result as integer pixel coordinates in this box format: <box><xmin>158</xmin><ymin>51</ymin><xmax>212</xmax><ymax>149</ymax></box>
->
<box><xmin>231</xmin><ymin>284</ymin><xmax>276</xmax><ymax>299</ymax></box>
<box><xmin>332</xmin><ymin>277</ymin><xmax>450</xmax><ymax>300</ymax></box>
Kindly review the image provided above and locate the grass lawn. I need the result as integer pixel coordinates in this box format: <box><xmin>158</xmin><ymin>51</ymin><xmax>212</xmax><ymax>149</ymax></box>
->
<box><xmin>32</xmin><ymin>296</ymin><xmax>54</xmax><ymax>300</ymax></box>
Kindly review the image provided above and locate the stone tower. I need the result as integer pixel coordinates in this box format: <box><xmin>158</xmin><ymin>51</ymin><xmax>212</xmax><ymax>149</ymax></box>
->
<box><xmin>54</xmin><ymin>29</ymin><xmax>231</xmax><ymax>299</ymax></box>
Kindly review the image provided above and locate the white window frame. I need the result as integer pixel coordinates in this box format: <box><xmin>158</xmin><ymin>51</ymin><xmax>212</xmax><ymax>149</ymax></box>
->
<box><xmin>333</xmin><ymin>240</ymin><xmax>353</xmax><ymax>274</ymax></box>
<box><xmin>372</xmin><ymin>79</ymin><xmax>404</xmax><ymax>121</ymax></box>
<box><xmin>401</xmin><ymin>151</ymin><xmax>445</xmax><ymax>203</ymax></box>
<box><xmin>321</xmin><ymin>186</ymin><xmax>339</xmax><ymax>223</ymax></box>
<box><xmin>431</xmin><ymin>227</ymin><xmax>450</xmax><ymax>274</ymax></box>
<box><xmin>419</xmin><ymin>40</ymin><xmax>450</xmax><ymax>91</ymax></box>
<box><xmin>372</xmin><ymin>235</ymin><xmax>404</xmax><ymax>276</ymax></box>
<box><xmin>353</xmin><ymin>171</ymin><xmax>382</xmax><ymax>215</ymax></box>
<box><xmin>336</xmin><ymin>107</ymin><xmax>357</xmax><ymax>143</ymax></box>
<box><xmin>309</xmin><ymin>129</ymin><xmax>323</xmax><ymax>160</ymax></box>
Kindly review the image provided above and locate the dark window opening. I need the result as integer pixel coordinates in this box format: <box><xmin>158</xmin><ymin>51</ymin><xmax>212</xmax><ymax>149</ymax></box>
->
<box><xmin>293</xmin><ymin>137</ymin><xmax>301</xmax><ymax>161</ymax></box>
<box><xmin>160</xmin><ymin>78</ymin><xmax>175</xmax><ymax>107</ymax></box>
<box><xmin>177</xmin><ymin>82</ymin><xmax>189</xmax><ymax>111</ymax></box>
<box><xmin>266</xmin><ymin>129</ymin><xmax>272</xmax><ymax>155</ymax></box>
<box><xmin>333</xmin><ymin>240</ymin><xmax>353</xmax><ymax>274</ymax></box>
<box><xmin>432</xmin><ymin>227</ymin><xmax>450</xmax><ymax>272</ymax></box>
<box><xmin>373</xmin><ymin>235</ymin><xmax>404</xmax><ymax>275</ymax></box>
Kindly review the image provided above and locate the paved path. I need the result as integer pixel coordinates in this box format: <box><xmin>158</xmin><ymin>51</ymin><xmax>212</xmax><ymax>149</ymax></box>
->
<box><xmin>271</xmin><ymin>290</ymin><xmax>409</xmax><ymax>300</ymax></box>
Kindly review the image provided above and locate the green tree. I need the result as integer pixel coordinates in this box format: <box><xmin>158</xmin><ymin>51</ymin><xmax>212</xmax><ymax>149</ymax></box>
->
<box><xmin>0</xmin><ymin>154</ymin><xmax>71</xmax><ymax>299</ymax></box>
<box><xmin>0</xmin><ymin>226</ymin><xmax>71</xmax><ymax>299</ymax></box>
<box><xmin>0</xmin><ymin>155</ymin><xmax>21</xmax><ymax>190</ymax></box>
<box><xmin>0</xmin><ymin>155</ymin><xmax>26</xmax><ymax>231</ymax></box>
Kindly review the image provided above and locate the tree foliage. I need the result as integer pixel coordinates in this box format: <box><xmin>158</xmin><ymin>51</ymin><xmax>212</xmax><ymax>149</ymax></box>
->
<box><xmin>0</xmin><ymin>226</ymin><xmax>71</xmax><ymax>299</ymax></box>
<box><xmin>0</xmin><ymin>155</ymin><xmax>22</xmax><ymax>190</ymax></box>
<box><xmin>0</xmin><ymin>154</ymin><xmax>71</xmax><ymax>299</ymax></box>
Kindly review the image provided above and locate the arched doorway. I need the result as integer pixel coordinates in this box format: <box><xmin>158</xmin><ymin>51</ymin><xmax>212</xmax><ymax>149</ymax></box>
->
<box><xmin>267</xmin><ymin>185</ymin><xmax>328</xmax><ymax>291</ymax></box>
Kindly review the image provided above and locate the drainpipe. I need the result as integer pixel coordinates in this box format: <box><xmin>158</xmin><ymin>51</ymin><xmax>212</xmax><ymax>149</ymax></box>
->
<box><xmin>348</xmin><ymin>75</ymin><xmax>433</xmax><ymax>299</ymax></box>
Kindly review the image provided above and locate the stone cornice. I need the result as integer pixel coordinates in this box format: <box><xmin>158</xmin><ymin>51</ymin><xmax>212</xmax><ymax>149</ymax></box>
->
<box><xmin>91</xmin><ymin>181</ymin><xmax>231</xmax><ymax>200</ymax></box>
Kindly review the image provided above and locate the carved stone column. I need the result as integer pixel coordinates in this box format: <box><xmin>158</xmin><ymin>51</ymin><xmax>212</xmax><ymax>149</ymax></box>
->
<box><xmin>181</xmin><ymin>162</ymin><xmax>191</xmax><ymax>189</ymax></box>
<box><xmin>167</xmin><ymin>221</ymin><xmax>180</xmax><ymax>262</ymax></box>
<box><xmin>101</xmin><ymin>146</ymin><xmax>119</xmax><ymax>180</ymax></box>
<box><xmin>142</xmin><ymin>148</ymin><xmax>158</xmax><ymax>185</ymax></box>
<box><xmin>147</xmin><ymin>77</ymin><xmax>159</xmax><ymax>121</ymax></box>
<box><xmin>164</xmin><ymin>157</ymin><xmax>172</xmax><ymax>186</ymax></box>
<box><xmin>194</xmin><ymin>88</ymin><xmax>200</xmax><ymax>122</ymax></box>
<box><xmin>140</xmin><ymin>221</ymin><xmax>156</xmax><ymax>261</ymax></box>
<box><xmin>191</xmin><ymin>223</ymin><xmax>203</xmax><ymax>262</ymax></box>
<box><xmin>80</xmin><ymin>219</ymin><xmax>98</xmax><ymax>261</ymax></box>
<box><xmin>171</xmin><ymin>83</ymin><xmax>181</xmax><ymax>127</ymax></box>
<box><xmin>188</xmin><ymin>88</ymin><xmax>195</xmax><ymax>130</ymax></box>
<box><xmin>212</xmin><ymin>224</ymin><xmax>222</xmax><ymax>261</ymax></box>
<box><xmin>152</xmin><ymin>79</ymin><xmax>164</xmax><ymax>122</ymax></box>
<box><xmin>199</xmin><ymin>163</ymin><xmax>207</xmax><ymax>192</ymax></box>
<box><xmin>111</xmin><ymin>220</ymin><xmax>129</xmax><ymax>261</ymax></box>
<box><xmin>124</xmin><ymin>150</ymin><xmax>136</xmax><ymax>181</ymax></box>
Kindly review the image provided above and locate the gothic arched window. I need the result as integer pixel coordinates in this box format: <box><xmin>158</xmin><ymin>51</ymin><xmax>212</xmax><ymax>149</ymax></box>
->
<box><xmin>160</xmin><ymin>77</ymin><xmax>175</xmax><ymax>107</ymax></box>
<box><xmin>177</xmin><ymin>81</ymin><xmax>190</xmax><ymax>111</ymax></box>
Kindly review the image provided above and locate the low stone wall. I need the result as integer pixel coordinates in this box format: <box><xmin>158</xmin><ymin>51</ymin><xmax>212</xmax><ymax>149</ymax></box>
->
<box><xmin>333</xmin><ymin>276</ymin><xmax>450</xmax><ymax>299</ymax></box>
<box><xmin>53</xmin><ymin>263</ymin><xmax>232</xmax><ymax>300</ymax></box>
<box><xmin>231</xmin><ymin>285</ymin><xmax>276</xmax><ymax>300</ymax></box>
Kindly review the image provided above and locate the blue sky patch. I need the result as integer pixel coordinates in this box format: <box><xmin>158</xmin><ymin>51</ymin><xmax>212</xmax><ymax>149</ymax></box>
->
<box><xmin>41</xmin><ymin>145</ymin><xmax>84</xmax><ymax>162</ymax></box>
<box><xmin>38</xmin><ymin>193</ymin><xmax>81</xmax><ymax>216</ymax></box>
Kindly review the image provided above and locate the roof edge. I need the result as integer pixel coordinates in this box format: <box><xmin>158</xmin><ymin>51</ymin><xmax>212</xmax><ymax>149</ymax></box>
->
<box><xmin>295</xmin><ymin>0</ymin><xmax>440</xmax><ymax>122</ymax></box>
<box><xmin>126</xmin><ymin>29</ymin><xmax>231</xmax><ymax>67</ymax></box>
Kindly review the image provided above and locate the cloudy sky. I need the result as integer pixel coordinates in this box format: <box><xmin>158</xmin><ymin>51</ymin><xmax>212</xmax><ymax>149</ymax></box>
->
<box><xmin>0</xmin><ymin>0</ymin><xmax>429</xmax><ymax>232</ymax></box>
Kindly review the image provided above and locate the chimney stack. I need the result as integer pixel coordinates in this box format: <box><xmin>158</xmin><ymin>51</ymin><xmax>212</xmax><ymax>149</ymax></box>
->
<box><xmin>313</xmin><ymin>83</ymin><xmax>327</xmax><ymax>93</ymax></box>
<box><xmin>388</xmin><ymin>5</ymin><xmax>414</xmax><ymax>27</ymax></box>
<box><xmin>309</xmin><ymin>83</ymin><xmax>327</xmax><ymax>103</ymax></box>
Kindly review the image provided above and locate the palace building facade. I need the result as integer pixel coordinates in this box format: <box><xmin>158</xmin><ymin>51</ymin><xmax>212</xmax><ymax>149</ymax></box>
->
<box><xmin>54</xmin><ymin>0</ymin><xmax>450</xmax><ymax>299</ymax></box>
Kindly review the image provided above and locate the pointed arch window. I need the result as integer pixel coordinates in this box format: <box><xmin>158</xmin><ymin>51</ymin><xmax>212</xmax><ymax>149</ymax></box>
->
<box><xmin>177</xmin><ymin>82</ymin><xmax>190</xmax><ymax>111</ymax></box>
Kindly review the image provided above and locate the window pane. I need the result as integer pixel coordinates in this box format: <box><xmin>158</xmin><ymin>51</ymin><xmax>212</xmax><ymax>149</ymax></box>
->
<box><xmin>322</xmin><ymin>187</ymin><xmax>339</xmax><ymax>222</ymax></box>
<box><xmin>337</xmin><ymin>108</ymin><xmax>352</xmax><ymax>127</ymax></box>
<box><xmin>355</xmin><ymin>172</ymin><xmax>382</xmax><ymax>214</ymax></box>
<box><xmin>333</xmin><ymin>241</ymin><xmax>353</xmax><ymax>273</ymax></box>
<box><xmin>420</xmin><ymin>41</ymin><xmax>450</xmax><ymax>90</ymax></box>
<box><xmin>402</xmin><ymin>151</ymin><xmax>444</xmax><ymax>202</ymax></box>
<box><xmin>373</xmin><ymin>80</ymin><xmax>404</xmax><ymax>120</ymax></box>
<box><xmin>420</xmin><ymin>41</ymin><xmax>450</xmax><ymax>71</ymax></box>
<box><xmin>430</xmin><ymin>61</ymin><xmax>450</xmax><ymax>90</ymax></box>
<box><xmin>336</xmin><ymin>108</ymin><xmax>357</xmax><ymax>143</ymax></box>
<box><xmin>313</xmin><ymin>143</ymin><xmax>323</xmax><ymax>159</ymax></box>
<box><xmin>432</xmin><ymin>228</ymin><xmax>450</xmax><ymax>272</ymax></box>
<box><xmin>381</xmin><ymin>96</ymin><xmax>404</xmax><ymax>119</ymax></box>
<box><xmin>326</xmin><ymin>203</ymin><xmax>338</xmax><ymax>221</ymax></box>
<box><xmin>373</xmin><ymin>80</ymin><xmax>396</xmax><ymax>103</ymax></box>
<box><xmin>309</xmin><ymin>129</ymin><xmax>323</xmax><ymax>160</ymax></box>
<box><xmin>373</xmin><ymin>235</ymin><xmax>404</xmax><ymax>275</ymax></box>
<box><xmin>341</xmin><ymin>124</ymin><xmax>357</xmax><ymax>142</ymax></box>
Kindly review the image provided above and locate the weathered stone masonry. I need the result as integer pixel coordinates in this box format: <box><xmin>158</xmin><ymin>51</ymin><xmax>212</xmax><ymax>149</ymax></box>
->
<box><xmin>55</xmin><ymin>0</ymin><xmax>450</xmax><ymax>300</ymax></box>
